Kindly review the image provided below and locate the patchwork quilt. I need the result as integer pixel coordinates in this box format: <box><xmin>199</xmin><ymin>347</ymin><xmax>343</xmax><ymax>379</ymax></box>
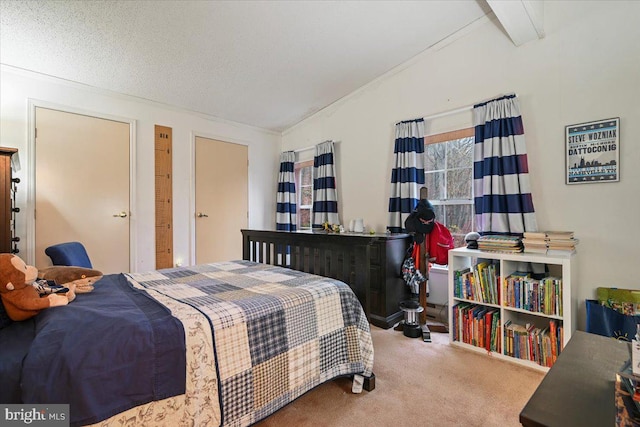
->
<box><xmin>126</xmin><ymin>260</ymin><xmax>374</xmax><ymax>427</ymax></box>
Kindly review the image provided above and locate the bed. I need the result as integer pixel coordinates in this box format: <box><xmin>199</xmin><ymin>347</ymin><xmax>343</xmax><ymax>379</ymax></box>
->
<box><xmin>0</xmin><ymin>260</ymin><xmax>374</xmax><ymax>427</ymax></box>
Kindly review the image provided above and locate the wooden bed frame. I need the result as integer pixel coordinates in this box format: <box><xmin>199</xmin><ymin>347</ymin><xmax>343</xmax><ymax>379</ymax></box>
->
<box><xmin>241</xmin><ymin>228</ymin><xmax>415</xmax><ymax>392</ymax></box>
<box><xmin>241</xmin><ymin>229</ymin><xmax>411</xmax><ymax>330</ymax></box>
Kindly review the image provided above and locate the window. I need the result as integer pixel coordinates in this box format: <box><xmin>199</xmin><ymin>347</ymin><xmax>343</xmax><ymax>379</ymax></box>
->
<box><xmin>294</xmin><ymin>160</ymin><xmax>314</xmax><ymax>230</ymax></box>
<box><xmin>424</xmin><ymin>128</ymin><xmax>475</xmax><ymax>248</ymax></box>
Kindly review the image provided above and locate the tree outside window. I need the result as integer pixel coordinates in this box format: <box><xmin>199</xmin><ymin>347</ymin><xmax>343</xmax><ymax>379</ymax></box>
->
<box><xmin>424</xmin><ymin>128</ymin><xmax>475</xmax><ymax>248</ymax></box>
<box><xmin>295</xmin><ymin>160</ymin><xmax>314</xmax><ymax>230</ymax></box>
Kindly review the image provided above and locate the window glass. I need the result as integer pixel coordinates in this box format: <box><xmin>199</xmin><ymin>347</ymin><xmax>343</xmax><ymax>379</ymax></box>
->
<box><xmin>301</xmin><ymin>186</ymin><xmax>312</xmax><ymax>205</ymax></box>
<box><xmin>294</xmin><ymin>160</ymin><xmax>314</xmax><ymax>230</ymax></box>
<box><xmin>432</xmin><ymin>204</ymin><xmax>445</xmax><ymax>223</ymax></box>
<box><xmin>299</xmin><ymin>208</ymin><xmax>311</xmax><ymax>229</ymax></box>
<box><xmin>300</xmin><ymin>166</ymin><xmax>312</xmax><ymax>186</ymax></box>
<box><xmin>425</xmin><ymin>143</ymin><xmax>446</xmax><ymax>171</ymax></box>
<box><xmin>424</xmin><ymin>133</ymin><xmax>475</xmax><ymax>249</ymax></box>
<box><xmin>424</xmin><ymin>171</ymin><xmax>445</xmax><ymax>200</ymax></box>
<box><xmin>447</xmin><ymin>168</ymin><xmax>472</xmax><ymax>199</ymax></box>
<box><xmin>445</xmin><ymin>204</ymin><xmax>473</xmax><ymax>248</ymax></box>
<box><xmin>447</xmin><ymin>137</ymin><xmax>474</xmax><ymax>169</ymax></box>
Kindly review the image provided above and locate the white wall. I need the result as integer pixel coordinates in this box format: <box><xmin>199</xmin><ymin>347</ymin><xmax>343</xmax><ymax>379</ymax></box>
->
<box><xmin>1</xmin><ymin>67</ymin><xmax>280</xmax><ymax>272</ymax></box>
<box><xmin>281</xmin><ymin>1</ymin><xmax>640</xmax><ymax>330</ymax></box>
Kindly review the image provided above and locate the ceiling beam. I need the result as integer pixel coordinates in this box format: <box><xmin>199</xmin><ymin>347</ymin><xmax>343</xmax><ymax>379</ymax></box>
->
<box><xmin>487</xmin><ymin>0</ymin><xmax>545</xmax><ymax>47</ymax></box>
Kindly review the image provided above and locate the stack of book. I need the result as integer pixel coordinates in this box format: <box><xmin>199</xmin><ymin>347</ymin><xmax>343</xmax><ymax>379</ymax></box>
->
<box><xmin>477</xmin><ymin>235</ymin><xmax>523</xmax><ymax>253</ymax></box>
<box><xmin>521</xmin><ymin>231</ymin><xmax>579</xmax><ymax>255</ymax></box>
<box><xmin>522</xmin><ymin>231</ymin><xmax>548</xmax><ymax>254</ymax></box>
<box><xmin>546</xmin><ymin>231</ymin><xmax>579</xmax><ymax>255</ymax></box>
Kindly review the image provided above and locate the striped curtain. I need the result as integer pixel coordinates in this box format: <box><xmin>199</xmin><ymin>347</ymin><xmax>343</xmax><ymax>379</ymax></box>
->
<box><xmin>473</xmin><ymin>95</ymin><xmax>537</xmax><ymax>235</ymax></box>
<box><xmin>312</xmin><ymin>141</ymin><xmax>339</xmax><ymax>228</ymax></box>
<box><xmin>276</xmin><ymin>151</ymin><xmax>297</xmax><ymax>231</ymax></box>
<box><xmin>388</xmin><ymin>119</ymin><xmax>425</xmax><ymax>233</ymax></box>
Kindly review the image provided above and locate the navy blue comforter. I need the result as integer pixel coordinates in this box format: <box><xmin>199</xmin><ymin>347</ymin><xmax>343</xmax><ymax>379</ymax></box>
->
<box><xmin>17</xmin><ymin>273</ymin><xmax>186</xmax><ymax>426</ymax></box>
<box><xmin>0</xmin><ymin>318</ymin><xmax>35</xmax><ymax>404</ymax></box>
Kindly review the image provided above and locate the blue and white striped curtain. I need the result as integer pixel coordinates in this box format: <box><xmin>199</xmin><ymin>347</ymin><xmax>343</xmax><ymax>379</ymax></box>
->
<box><xmin>473</xmin><ymin>95</ymin><xmax>537</xmax><ymax>235</ymax></box>
<box><xmin>312</xmin><ymin>141</ymin><xmax>339</xmax><ymax>228</ymax></box>
<box><xmin>276</xmin><ymin>151</ymin><xmax>297</xmax><ymax>231</ymax></box>
<box><xmin>388</xmin><ymin>119</ymin><xmax>425</xmax><ymax>233</ymax></box>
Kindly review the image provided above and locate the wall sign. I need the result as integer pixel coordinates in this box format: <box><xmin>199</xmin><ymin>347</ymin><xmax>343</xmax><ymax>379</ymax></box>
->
<box><xmin>565</xmin><ymin>117</ymin><xmax>619</xmax><ymax>184</ymax></box>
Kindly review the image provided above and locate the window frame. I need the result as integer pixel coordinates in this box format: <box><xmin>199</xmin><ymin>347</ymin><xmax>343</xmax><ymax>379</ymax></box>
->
<box><xmin>424</xmin><ymin>127</ymin><xmax>475</xmax><ymax>248</ymax></box>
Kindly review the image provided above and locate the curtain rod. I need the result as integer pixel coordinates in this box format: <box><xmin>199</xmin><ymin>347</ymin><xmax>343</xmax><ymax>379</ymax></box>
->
<box><xmin>422</xmin><ymin>104</ymin><xmax>473</xmax><ymax>121</ymax></box>
<box><xmin>292</xmin><ymin>140</ymin><xmax>340</xmax><ymax>153</ymax></box>
<box><xmin>414</xmin><ymin>93</ymin><xmax>519</xmax><ymax>123</ymax></box>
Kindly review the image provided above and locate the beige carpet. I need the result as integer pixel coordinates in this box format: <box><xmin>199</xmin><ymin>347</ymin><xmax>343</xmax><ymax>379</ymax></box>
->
<box><xmin>256</xmin><ymin>326</ymin><xmax>545</xmax><ymax>426</ymax></box>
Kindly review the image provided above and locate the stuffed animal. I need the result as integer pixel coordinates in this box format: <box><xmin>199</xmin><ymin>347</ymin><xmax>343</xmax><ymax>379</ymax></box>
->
<box><xmin>37</xmin><ymin>266</ymin><xmax>103</xmax><ymax>293</ymax></box>
<box><xmin>0</xmin><ymin>253</ymin><xmax>71</xmax><ymax>321</ymax></box>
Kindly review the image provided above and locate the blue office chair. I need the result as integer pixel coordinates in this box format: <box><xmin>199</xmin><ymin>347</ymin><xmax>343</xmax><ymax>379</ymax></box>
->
<box><xmin>45</xmin><ymin>242</ymin><xmax>93</xmax><ymax>268</ymax></box>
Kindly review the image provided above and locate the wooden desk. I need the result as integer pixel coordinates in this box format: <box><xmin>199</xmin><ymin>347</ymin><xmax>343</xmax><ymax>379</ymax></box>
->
<box><xmin>520</xmin><ymin>330</ymin><xmax>630</xmax><ymax>427</ymax></box>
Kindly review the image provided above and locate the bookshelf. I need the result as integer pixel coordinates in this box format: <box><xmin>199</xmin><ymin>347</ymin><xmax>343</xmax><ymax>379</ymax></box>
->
<box><xmin>448</xmin><ymin>247</ymin><xmax>577</xmax><ymax>371</ymax></box>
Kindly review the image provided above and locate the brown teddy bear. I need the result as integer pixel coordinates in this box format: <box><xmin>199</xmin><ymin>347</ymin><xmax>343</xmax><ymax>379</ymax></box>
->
<box><xmin>37</xmin><ymin>265</ymin><xmax>103</xmax><ymax>293</ymax></box>
<box><xmin>0</xmin><ymin>253</ymin><xmax>72</xmax><ymax>321</ymax></box>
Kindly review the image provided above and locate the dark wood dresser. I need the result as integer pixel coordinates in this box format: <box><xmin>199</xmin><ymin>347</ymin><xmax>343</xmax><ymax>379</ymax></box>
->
<box><xmin>0</xmin><ymin>147</ymin><xmax>19</xmax><ymax>254</ymax></box>
<box><xmin>241</xmin><ymin>229</ymin><xmax>412</xmax><ymax>329</ymax></box>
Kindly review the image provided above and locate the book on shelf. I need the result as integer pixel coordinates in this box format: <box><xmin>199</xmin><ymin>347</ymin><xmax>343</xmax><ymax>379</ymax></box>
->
<box><xmin>546</xmin><ymin>248</ymin><xmax>577</xmax><ymax>256</ymax></box>
<box><xmin>454</xmin><ymin>263</ymin><xmax>499</xmax><ymax>305</ymax></box>
<box><xmin>549</xmin><ymin>320</ymin><xmax>558</xmax><ymax>364</ymax></box>
<box><xmin>547</xmin><ymin>238</ymin><xmax>580</xmax><ymax>247</ymax></box>
<box><xmin>522</xmin><ymin>231</ymin><xmax>579</xmax><ymax>254</ymax></box>
<box><xmin>547</xmin><ymin>239</ymin><xmax>579</xmax><ymax>254</ymax></box>
<box><xmin>493</xmin><ymin>311</ymin><xmax>500</xmax><ymax>352</ymax></box>
<box><xmin>522</xmin><ymin>240</ymin><xmax>548</xmax><ymax>254</ymax></box>
<box><xmin>477</xmin><ymin>235</ymin><xmax>523</xmax><ymax>253</ymax></box>
<box><xmin>523</xmin><ymin>231</ymin><xmax>547</xmax><ymax>240</ymax></box>
<box><xmin>503</xmin><ymin>318</ymin><xmax>563</xmax><ymax>367</ymax></box>
<box><xmin>503</xmin><ymin>271</ymin><xmax>529</xmax><ymax>310</ymax></box>
<box><xmin>545</xmin><ymin>230</ymin><xmax>575</xmax><ymax>240</ymax></box>
<box><xmin>523</xmin><ymin>246</ymin><xmax>548</xmax><ymax>254</ymax></box>
<box><xmin>503</xmin><ymin>273</ymin><xmax>563</xmax><ymax>316</ymax></box>
<box><xmin>453</xmin><ymin>302</ymin><xmax>500</xmax><ymax>352</ymax></box>
<box><xmin>484</xmin><ymin>309</ymin><xmax>494</xmax><ymax>351</ymax></box>
<box><xmin>521</xmin><ymin>239</ymin><xmax>547</xmax><ymax>245</ymax></box>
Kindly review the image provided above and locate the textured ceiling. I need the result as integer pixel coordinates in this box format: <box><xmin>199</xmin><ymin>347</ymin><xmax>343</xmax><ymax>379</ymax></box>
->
<box><xmin>1</xmin><ymin>0</ymin><xmax>492</xmax><ymax>132</ymax></box>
